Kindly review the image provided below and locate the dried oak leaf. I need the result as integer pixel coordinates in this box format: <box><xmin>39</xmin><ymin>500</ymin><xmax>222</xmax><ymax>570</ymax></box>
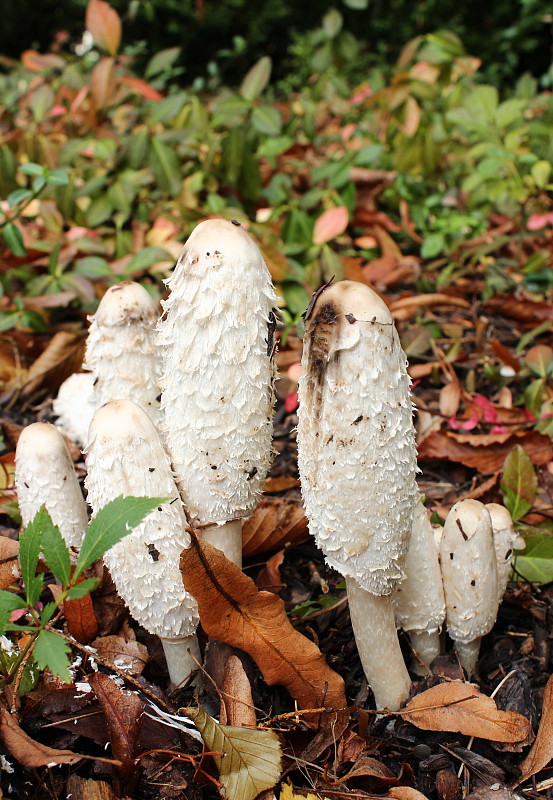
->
<box><xmin>0</xmin><ymin>707</ymin><xmax>81</xmax><ymax>767</ymax></box>
<box><xmin>513</xmin><ymin>674</ymin><xmax>553</xmax><ymax>787</ymax></box>
<box><xmin>417</xmin><ymin>431</ymin><xmax>553</xmax><ymax>474</ymax></box>
<box><xmin>180</xmin><ymin>535</ymin><xmax>346</xmax><ymax>714</ymax></box>
<box><xmin>89</xmin><ymin>672</ymin><xmax>142</xmax><ymax>781</ymax></box>
<box><xmin>243</xmin><ymin>499</ymin><xmax>308</xmax><ymax>557</ymax></box>
<box><xmin>400</xmin><ymin>682</ymin><xmax>531</xmax><ymax>743</ymax></box>
<box><xmin>0</xmin><ymin>537</ymin><xmax>20</xmax><ymax>589</ymax></box>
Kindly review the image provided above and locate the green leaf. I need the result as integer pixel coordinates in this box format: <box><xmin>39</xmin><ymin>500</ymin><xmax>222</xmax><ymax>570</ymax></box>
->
<box><xmin>40</xmin><ymin>601</ymin><xmax>59</xmax><ymax>626</ymax></box>
<box><xmin>251</xmin><ymin>105</ymin><xmax>282</xmax><ymax>137</ymax></box>
<box><xmin>0</xmin><ymin>591</ymin><xmax>27</xmax><ymax>612</ymax></box>
<box><xmin>501</xmin><ymin>445</ymin><xmax>537</xmax><ymax>521</ymax></box>
<box><xmin>45</xmin><ymin>169</ymin><xmax>70</xmax><ymax>186</ymax></box>
<box><xmin>26</xmin><ymin>575</ymin><xmax>44</xmax><ymax>608</ymax></box>
<box><xmin>87</xmin><ymin>195</ymin><xmax>113</xmax><ymax>228</ymax></box>
<box><xmin>184</xmin><ymin>705</ymin><xmax>282</xmax><ymax>800</ymax></box>
<box><xmin>421</xmin><ymin>233</ymin><xmax>445</xmax><ymax>259</ymax></box>
<box><xmin>7</xmin><ymin>188</ymin><xmax>32</xmax><ymax>208</ymax></box>
<box><xmin>322</xmin><ymin>7</ymin><xmax>343</xmax><ymax>37</ymax></box>
<box><xmin>74</xmin><ymin>495</ymin><xmax>167</xmax><ymax>580</ymax></box>
<box><xmin>342</xmin><ymin>0</ymin><xmax>369</xmax><ymax>7</ymax></box>
<box><xmin>34</xmin><ymin>629</ymin><xmax>71</xmax><ymax>683</ymax></box>
<box><xmin>40</xmin><ymin>517</ymin><xmax>71</xmax><ymax>586</ymax></box>
<box><xmin>150</xmin><ymin>137</ymin><xmax>181</xmax><ymax>197</ymax></box>
<box><xmin>2</xmin><ymin>223</ymin><xmax>26</xmax><ymax>257</ymax></box>
<box><xmin>65</xmin><ymin>578</ymin><xmax>99</xmax><ymax>600</ymax></box>
<box><xmin>515</xmin><ymin>532</ymin><xmax>553</xmax><ymax>584</ymax></box>
<box><xmin>145</xmin><ymin>46</ymin><xmax>181</xmax><ymax>79</ymax></box>
<box><xmin>19</xmin><ymin>508</ymin><xmax>47</xmax><ymax>593</ymax></box>
<box><xmin>524</xmin><ymin>345</ymin><xmax>553</xmax><ymax>378</ymax></box>
<box><xmin>531</xmin><ymin>160</ymin><xmax>551</xmax><ymax>189</ymax></box>
<box><xmin>75</xmin><ymin>256</ymin><xmax>112</xmax><ymax>278</ymax></box>
<box><xmin>240</xmin><ymin>56</ymin><xmax>272</xmax><ymax>101</ymax></box>
<box><xmin>149</xmin><ymin>92</ymin><xmax>187</xmax><ymax>124</ymax></box>
<box><xmin>125</xmin><ymin>246</ymin><xmax>172</xmax><ymax>275</ymax></box>
<box><xmin>19</xmin><ymin>163</ymin><xmax>45</xmax><ymax>177</ymax></box>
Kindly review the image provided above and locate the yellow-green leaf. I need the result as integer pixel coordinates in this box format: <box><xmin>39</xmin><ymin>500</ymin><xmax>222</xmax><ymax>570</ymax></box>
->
<box><xmin>184</xmin><ymin>705</ymin><xmax>282</xmax><ymax>800</ymax></box>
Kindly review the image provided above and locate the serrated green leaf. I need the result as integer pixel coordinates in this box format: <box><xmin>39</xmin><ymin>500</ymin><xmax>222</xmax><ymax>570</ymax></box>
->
<box><xmin>240</xmin><ymin>56</ymin><xmax>272</xmax><ymax>102</ymax></box>
<box><xmin>40</xmin><ymin>516</ymin><xmax>71</xmax><ymax>586</ymax></box>
<box><xmin>40</xmin><ymin>601</ymin><xmax>59</xmax><ymax>626</ymax></box>
<box><xmin>0</xmin><ymin>590</ymin><xmax>27</xmax><ymax>612</ymax></box>
<box><xmin>27</xmin><ymin>575</ymin><xmax>44</xmax><ymax>608</ymax></box>
<box><xmin>65</xmin><ymin>578</ymin><xmax>99</xmax><ymax>600</ymax></box>
<box><xmin>19</xmin><ymin>508</ymin><xmax>47</xmax><ymax>593</ymax></box>
<box><xmin>515</xmin><ymin>532</ymin><xmax>553</xmax><ymax>584</ymax></box>
<box><xmin>74</xmin><ymin>495</ymin><xmax>167</xmax><ymax>580</ymax></box>
<box><xmin>501</xmin><ymin>445</ymin><xmax>537</xmax><ymax>521</ymax></box>
<box><xmin>34</xmin><ymin>629</ymin><xmax>71</xmax><ymax>682</ymax></box>
<box><xmin>184</xmin><ymin>705</ymin><xmax>282</xmax><ymax>800</ymax></box>
<box><xmin>2</xmin><ymin>223</ymin><xmax>26</xmax><ymax>257</ymax></box>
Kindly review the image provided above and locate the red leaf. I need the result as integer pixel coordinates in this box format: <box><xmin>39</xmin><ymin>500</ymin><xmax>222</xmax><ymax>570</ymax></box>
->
<box><xmin>313</xmin><ymin>207</ymin><xmax>349</xmax><ymax>245</ymax></box>
<box><xmin>120</xmin><ymin>75</ymin><xmax>163</xmax><ymax>101</ymax></box>
<box><xmin>85</xmin><ymin>0</ymin><xmax>122</xmax><ymax>56</ymax></box>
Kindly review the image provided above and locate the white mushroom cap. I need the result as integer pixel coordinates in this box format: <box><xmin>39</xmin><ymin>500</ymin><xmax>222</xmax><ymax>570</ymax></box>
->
<box><xmin>394</xmin><ymin>500</ymin><xmax>445</xmax><ymax>635</ymax></box>
<box><xmin>85</xmin><ymin>400</ymin><xmax>199</xmax><ymax>642</ymax></box>
<box><xmin>440</xmin><ymin>499</ymin><xmax>498</xmax><ymax>644</ymax></box>
<box><xmin>486</xmin><ymin>503</ymin><xmax>525</xmax><ymax>605</ymax></box>
<box><xmin>157</xmin><ymin>218</ymin><xmax>277</xmax><ymax>527</ymax></box>
<box><xmin>53</xmin><ymin>372</ymin><xmax>96</xmax><ymax>448</ymax></box>
<box><xmin>84</xmin><ymin>281</ymin><xmax>161</xmax><ymax>426</ymax></box>
<box><xmin>297</xmin><ymin>280</ymin><xmax>419</xmax><ymax>595</ymax></box>
<box><xmin>15</xmin><ymin>422</ymin><xmax>88</xmax><ymax>550</ymax></box>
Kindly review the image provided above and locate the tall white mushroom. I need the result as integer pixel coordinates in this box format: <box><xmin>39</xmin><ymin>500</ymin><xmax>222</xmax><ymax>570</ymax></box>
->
<box><xmin>393</xmin><ymin>500</ymin><xmax>445</xmax><ymax>673</ymax></box>
<box><xmin>486</xmin><ymin>503</ymin><xmax>525</xmax><ymax>606</ymax></box>
<box><xmin>84</xmin><ymin>281</ymin><xmax>161</xmax><ymax>426</ymax></box>
<box><xmin>297</xmin><ymin>280</ymin><xmax>419</xmax><ymax>711</ymax></box>
<box><xmin>440</xmin><ymin>499</ymin><xmax>499</xmax><ymax>677</ymax></box>
<box><xmin>157</xmin><ymin>218</ymin><xmax>277</xmax><ymax>567</ymax></box>
<box><xmin>15</xmin><ymin>422</ymin><xmax>88</xmax><ymax>551</ymax></box>
<box><xmin>85</xmin><ymin>400</ymin><xmax>200</xmax><ymax>686</ymax></box>
<box><xmin>53</xmin><ymin>372</ymin><xmax>96</xmax><ymax>448</ymax></box>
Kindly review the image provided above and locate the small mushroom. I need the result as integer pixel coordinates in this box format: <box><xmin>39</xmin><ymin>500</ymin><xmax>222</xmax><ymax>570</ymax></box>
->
<box><xmin>297</xmin><ymin>280</ymin><xmax>419</xmax><ymax>711</ymax></box>
<box><xmin>393</xmin><ymin>499</ymin><xmax>445</xmax><ymax>673</ymax></box>
<box><xmin>85</xmin><ymin>400</ymin><xmax>200</xmax><ymax>686</ymax></box>
<box><xmin>84</xmin><ymin>281</ymin><xmax>161</xmax><ymax>425</ymax></box>
<box><xmin>53</xmin><ymin>372</ymin><xmax>96</xmax><ymax>448</ymax></box>
<box><xmin>15</xmin><ymin>422</ymin><xmax>88</xmax><ymax>551</ymax></box>
<box><xmin>157</xmin><ymin>218</ymin><xmax>277</xmax><ymax>566</ymax></box>
<box><xmin>486</xmin><ymin>503</ymin><xmax>525</xmax><ymax>605</ymax></box>
<box><xmin>440</xmin><ymin>499</ymin><xmax>499</xmax><ymax>677</ymax></box>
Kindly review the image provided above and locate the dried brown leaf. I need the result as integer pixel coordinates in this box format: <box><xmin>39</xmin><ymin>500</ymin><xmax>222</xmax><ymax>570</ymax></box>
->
<box><xmin>21</xmin><ymin>331</ymin><xmax>85</xmax><ymax>399</ymax></box>
<box><xmin>89</xmin><ymin>672</ymin><xmax>143</xmax><ymax>781</ymax></box>
<box><xmin>180</xmin><ymin>535</ymin><xmax>346</xmax><ymax>714</ymax></box>
<box><xmin>0</xmin><ymin>707</ymin><xmax>82</xmax><ymax>767</ymax></box>
<box><xmin>263</xmin><ymin>476</ymin><xmax>300</xmax><ymax>493</ymax></box>
<box><xmin>391</xmin><ymin>293</ymin><xmax>471</xmax><ymax>320</ymax></box>
<box><xmin>389</xmin><ymin>788</ymin><xmax>431</xmax><ymax>800</ymax></box>
<box><xmin>330</xmin><ymin>755</ymin><xmax>397</xmax><ymax>786</ymax></box>
<box><xmin>483</xmin><ymin>295</ymin><xmax>553</xmax><ymax>324</ymax></box>
<box><xmin>400</xmin><ymin>682</ymin><xmax>531</xmax><ymax>743</ymax></box>
<box><xmin>243</xmin><ymin>499</ymin><xmax>308</xmax><ymax>557</ymax></box>
<box><xmin>0</xmin><ymin>537</ymin><xmax>20</xmax><ymax>589</ymax></box>
<box><xmin>417</xmin><ymin>431</ymin><xmax>553</xmax><ymax>473</ymax></box>
<box><xmin>513</xmin><ymin>674</ymin><xmax>553</xmax><ymax>787</ymax></box>
<box><xmin>439</xmin><ymin>382</ymin><xmax>461</xmax><ymax>418</ymax></box>
<box><xmin>220</xmin><ymin>654</ymin><xmax>257</xmax><ymax>728</ymax></box>
<box><xmin>91</xmin><ymin>634</ymin><xmax>149</xmax><ymax>675</ymax></box>
<box><xmin>64</xmin><ymin>578</ymin><xmax>98</xmax><ymax>644</ymax></box>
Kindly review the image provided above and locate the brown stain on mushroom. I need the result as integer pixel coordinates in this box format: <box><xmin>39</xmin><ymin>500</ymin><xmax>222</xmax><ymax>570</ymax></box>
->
<box><xmin>303</xmin><ymin>300</ymin><xmax>341</xmax><ymax>422</ymax></box>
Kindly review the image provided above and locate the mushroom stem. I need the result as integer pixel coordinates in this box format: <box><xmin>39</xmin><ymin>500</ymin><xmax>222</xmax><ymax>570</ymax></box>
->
<box><xmin>161</xmin><ymin>634</ymin><xmax>202</xmax><ymax>687</ymax></box>
<box><xmin>408</xmin><ymin>630</ymin><xmax>442</xmax><ymax>675</ymax></box>
<box><xmin>200</xmin><ymin>520</ymin><xmax>242</xmax><ymax>568</ymax></box>
<box><xmin>454</xmin><ymin>638</ymin><xmax>481</xmax><ymax>677</ymax></box>
<box><xmin>346</xmin><ymin>577</ymin><xmax>411</xmax><ymax>711</ymax></box>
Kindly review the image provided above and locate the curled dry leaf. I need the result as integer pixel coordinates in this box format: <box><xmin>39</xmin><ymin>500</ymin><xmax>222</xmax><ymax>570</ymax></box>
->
<box><xmin>513</xmin><ymin>674</ymin><xmax>553</xmax><ymax>788</ymax></box>
<box><xmin>0</xmin><ymin>537</ymin><xmax>20</xmax><ymax>589</ymax></box>
<box><xmin>185</xmin><ymin>704</ymin><xmax>282</xmax><ymax>800</ymax></box>
<box><xmin>417</xmin><ymin>431</ymin><xmax>553</xmax><ymax>474</ymax></box>
<box><xmin>243</xmin><ymin>498</ymin><xmax>308</xmax><ymax>557</ymax></box>
<box><xmin>328</xmin><ymin>755</ymin><xmax>397</xmax><ymax>786</ymax></box>
<box><xmin>180</xmin><ymin>535</ymin><xmax>347</xmax><ymax>714</ymax></box>
<box><xmin>91</xmin><ymin>634</ymin><xmax>149</xmax><ymax>675</ymax></box>
<box><xmin>0</xmin><ymin>707</ymin><xmax>82</xmax><ymax>767</ymax></box>
<box><xmin>89</xmin><ymin>672</ymin><xmax>143</xmax><ymax>782</ymax></box>
<box><xmin>220</xmin><ymin>654</ymin><xmax>257</xmax><ymax>728</ymax></box>
<box><xmin>400</xmin><ymin>682</ymin><xmax>531</xmax><ymax>743</ymax></box>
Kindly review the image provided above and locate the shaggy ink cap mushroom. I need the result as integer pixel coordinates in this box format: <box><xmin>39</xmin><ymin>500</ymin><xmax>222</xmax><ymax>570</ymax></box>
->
<box><xmin>297</xmin><ymin>279</ymin><xmax>419</xmax><ymax>711</ymax></box>
<box><xmin>16</xmin><ymin>422</ymin><xmax>88</xmax><ymax>551</ymax></box>
<box><xmin>84</xmin><ymin>281</ymin><xmax>161</xmax><ymax>426</ymax></box>
<box><xmin>440</xmin><ymin>499</ymin><xmax>499</xmax><ymax>677</ymax></box>
<box><xmin>53</xmin><ymin>372</ymin><xmax>96</xmax><ymax>448</ymax></box>
<box><xmin>393</xmin><ymin>499</ymin><xmax>446</xmax><ymax>673</ymax></box>
<box><xmin>486</xmin><ymin>503</ymin><xmax>525</xmax><ymax>606</ymax></box>
<box><xmin>157</xmin><ymin>218</ymin><xmax>278</xmax><ymax>566</ymax></box>
<box><xmin>85</xmin><ymin>399</ymin><xmax>200</xmax><ymax>686</ymax></box>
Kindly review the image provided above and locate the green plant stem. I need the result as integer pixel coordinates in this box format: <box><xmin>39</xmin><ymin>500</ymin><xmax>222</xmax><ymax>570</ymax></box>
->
<box><xmin>5</xmin><ymin>628</ymin><xmax>40</xmax><ymax>684</ymax></box>
<box><xmin>0</xmin><ymin>186</ymin><xmax>46</xmax><ymax>230</ymax></box>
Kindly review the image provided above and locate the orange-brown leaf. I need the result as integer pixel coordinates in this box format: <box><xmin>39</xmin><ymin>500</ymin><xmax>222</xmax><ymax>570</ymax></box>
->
<box><xmin>0</xmin><ymin>707</ymin><xmax>81</xmax><ymax>767</ymax></box>
<box><xmin>513</xmin><ymin>674</ymin><xmax>553</xmax><ymax>787</ymax></box>
<box><xmin>313</xmin><ymin>207</ymin><xmax>349</xmax><ymax>245</ymax></box>
<box><xmin>180</xmin><ymin>535</ymin><xmax>346</xmax><ymax>713</ymax></box>
<box><xmin>242</xmin><ymin>499</ymin><xmax>308</xmax><ymax>557</ymax></box>
<box><xmin>417</xmin><ymin>430</ymin><xmax>553</xmax><ymax>473</ymax></box>
<box><xmin>21</xmin><ymin>331</ymin><xmax>84</xmax><ymax>399</ymax></box>
<box><xmin>89</xmin><ymin>672</ymin><xmax>143</xmax><ymax>780</ymax></box>
<box><xmin>389</xmin><ymin>788</ymin><xmax>431</xmax><ymax>800</ymax></box>
<box><xmin>85</xmin><ymin>0</ymin><xmax>122</xmax><ymax>55</ymax></box>
<box><xmin>90</xmin><ymin>56</ymin><xmax>116</xmax><ymax>109</ymax></box>
<box><xmin>400</xmin><ymin>682</ymin><xmax>531</xmax><ymax>743</ymax></box>
<box><xmin>64</xmin><ymin>591</ymin><xmax>98</xmax><ymax>645</ymax></box>
<box><xmin>0</xmin><ymin>537</ymin><xmax>20</xmax><ymax>589</ymax></box>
